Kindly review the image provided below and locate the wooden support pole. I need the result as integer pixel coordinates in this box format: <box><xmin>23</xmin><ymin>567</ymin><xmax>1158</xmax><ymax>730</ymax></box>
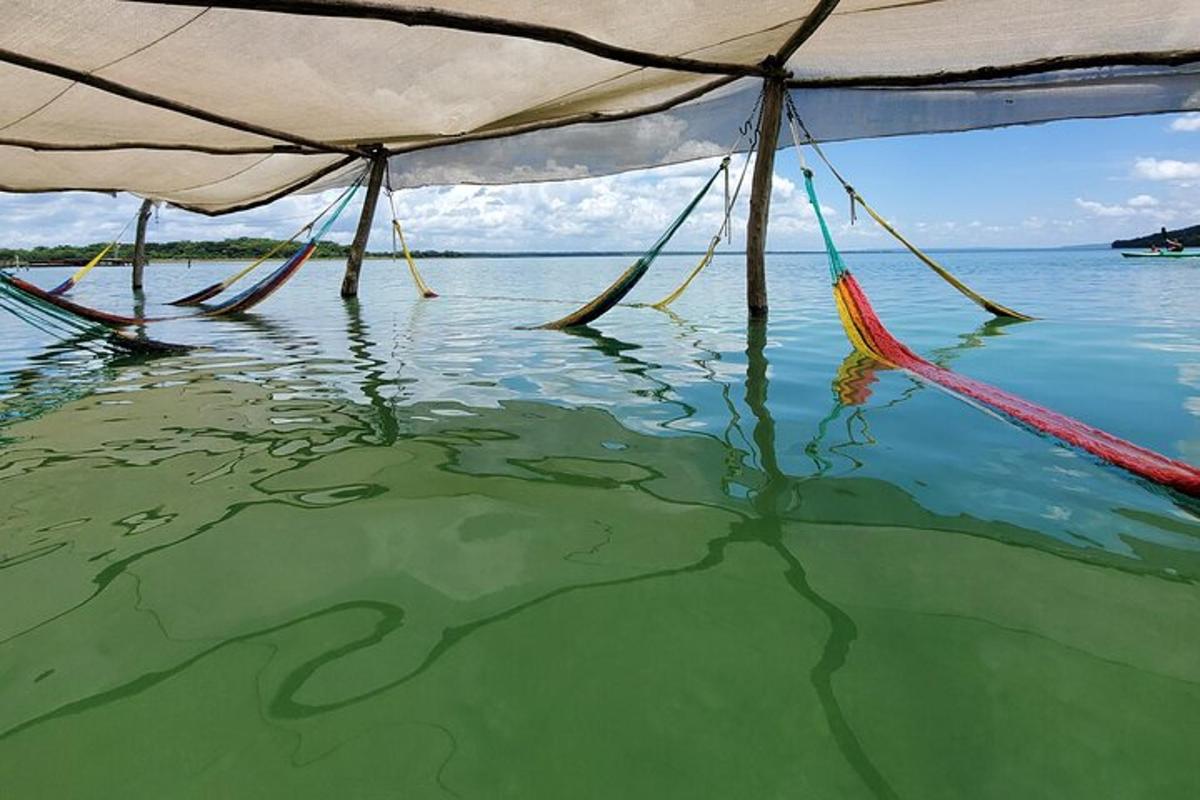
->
<box><xmin>131</xmin><ymin>198</ymin><xmax>153</xmax><ymax>291</ymax></box>
<box><xmin>340</xmin><ymin>153</ymin><xmax>387</xmax><ymax>298</ymax></box>
<box><xmin>746</xmin><ymin>75</ymin><xmax>785</xmax><ymax>320</ymax></box>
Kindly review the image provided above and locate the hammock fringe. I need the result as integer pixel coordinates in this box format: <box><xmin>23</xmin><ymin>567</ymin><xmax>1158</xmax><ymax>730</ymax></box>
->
<box><xmin>5</xmin><ymin>275</ymin><xmax>147</xmax><ymax>327</ymax></box>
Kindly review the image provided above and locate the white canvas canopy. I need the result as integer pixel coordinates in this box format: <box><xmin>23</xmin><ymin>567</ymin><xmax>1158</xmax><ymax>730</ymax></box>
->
<box><xmin>1</xmin><ymin>0</ymin><xmax>1197</xmax><ymax>214</ymax></box>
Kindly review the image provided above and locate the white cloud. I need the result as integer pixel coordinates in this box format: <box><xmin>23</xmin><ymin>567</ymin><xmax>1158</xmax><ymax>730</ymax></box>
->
<box><xmin>1132</xmin><ymin>157</ymin><xmax>1200</xmax><ymax>182</ymax></box>
<box><xmin>1169</xmin><ymin>113</ymin><xmax>1200</xmax><ymax>132</ymax></box>
<box><xmin>1074</xmin><ymin>195</ymin><xmax>1183</xmax><ymax>224</ymax></box>
<box><xmin>1075</xmin><ymin>198</ymin><xmax>1132</xmax><ymax>217</ymax></box>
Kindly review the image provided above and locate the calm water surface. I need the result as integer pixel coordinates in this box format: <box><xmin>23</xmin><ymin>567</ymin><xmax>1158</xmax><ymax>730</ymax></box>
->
<box><xmin>1</xmin><ymin>251</ymin><xmax>1198</xmax><ymax>798</ymax></box>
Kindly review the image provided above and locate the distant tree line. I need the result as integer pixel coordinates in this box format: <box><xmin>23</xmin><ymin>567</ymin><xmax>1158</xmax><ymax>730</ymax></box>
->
<box><xmin>0</xmin><ymin>237</ymin><xmax>465</xmax><ymax>262</ymax></box>
<box><xmin>1112</xmin><ymin>224</ymin><xmax>1200</xmax><ymax>249</ymax></box>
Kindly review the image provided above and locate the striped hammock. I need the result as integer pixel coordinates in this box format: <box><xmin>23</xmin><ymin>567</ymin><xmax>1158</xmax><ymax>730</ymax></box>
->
<box><xmin>8</xmin><ymin>171</ymin><xmax>366</xmax><ymax>328</ymax></box>
<box><xmin>1</xmin><ymin>273</ymin><xmax>185</xmax><ymax>354</ymax></box>
<box><xmin>801</xmin><ymin>168</ymin><xmax>1200</xmax><ymax>498</ymax></box>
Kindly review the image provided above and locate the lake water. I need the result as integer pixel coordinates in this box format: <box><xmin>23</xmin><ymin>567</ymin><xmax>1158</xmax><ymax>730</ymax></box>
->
<box><xmin>1</xmin><ymin>250</ymin><xmax>1198</xmax><ymax>798</ymax></box>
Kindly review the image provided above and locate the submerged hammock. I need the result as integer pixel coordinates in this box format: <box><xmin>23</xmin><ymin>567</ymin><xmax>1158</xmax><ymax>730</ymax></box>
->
<box><xmin>168</xmin><ymin>234</ymin><xmax>299</xmax><ymax>306</ymax></box>
<box><xmin>800</xmin><ymin>166</ymin><xmax>1200</xmax><ymax>498</ymax></box>
<box><xmin>199</xmin><ymin>179</ymin><xmax>362</xmax><ymax>316</ymax></box>
<box><xmin>171</xmin><ymin>175</ymin><xmax>366</xmax><ymax>307</ymax></box>
<box><xmin>6</xmin><ymin>173</ymin><xmax>366</xmax><ymax>328</ymax></box>
<box><xmin>784</xmin><ymin>101</ymin><xmax>1032</xmax><ymax>321</ymax></box>
<box><xmin>535</xmin><ymin>157</ymin><xmax>729</xmax><ymax>329</ymax></box>
<box><xmin>1</xmin><ymin>273</ymin><xmax>186</xmax><ymax>354</ymax></box>
<box><xmin>5</xmin><ymin>275</ymin><xmax>145</xmax><ymax>326</ymax></box>
<box><xmin>48</xmin><ymin>208</ymin><xmax>140</xmax><ymax>295</ymax></box>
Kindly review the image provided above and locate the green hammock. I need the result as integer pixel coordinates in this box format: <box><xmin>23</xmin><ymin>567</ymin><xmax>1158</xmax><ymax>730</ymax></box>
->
<box><xmin>535</xmin><ymin>158</ymin><xmax>728</xmax><ymax>330</ymax></box>
<box><xmin>0</xmin><ymin>273</ymin><xmax>186</xmax><ymax>354</ymax></box>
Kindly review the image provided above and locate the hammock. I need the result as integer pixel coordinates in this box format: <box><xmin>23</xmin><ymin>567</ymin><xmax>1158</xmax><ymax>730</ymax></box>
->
<box><xmin>535</xmin><ymin>157</ymin><xmax>728</xmax><ymax>329</ymax></box>
<box><xmin>199</xmin><ymin>242</ymin><xmax>318</xmax><ymax>316</ymax></box>
<box><xmin>4</xmin><ymin>275</ymin><xmax>147</xmax><ymax>327</ymax></box>
<box><xmin>784</xmin><ymin>101</ymin><xmax>1032</xmax><ymax>321</ymax></box>
<box><xmin>650</xmin><ymin>234</ymin><xmax>721</xmax><ymax>311</ymax></box>
<box><xmin>800</xmin><ymin>167</ymin><xmax>1200</xmax><ymax>498</ymax></box>
<box><xmin>170</xmin><ymin>175</ymin><xmax>366</xmax><ymax>306</ymax></box>
<box><xmin>3</xmin><ymin>171</ymin><xmax>366</xmax><ymax>328</ymax></box>
<box><xmin>48</xmin><ymin>208</ymin><xmax>140</xmax><ymax>295</ymax></box>
<box><xmin>1</xmin><ymin>273</ymin><xmax>185</xmax><ymax>354</ymax></box>
<box><xmin>199</xmin><ymin>178</ymin><xmax>362</xmax><ymax>316</ymax></box>
<box><xmin>386</xmin><ymin>180</ymin><xmax>438</xmax><ymax>298</ymax></box>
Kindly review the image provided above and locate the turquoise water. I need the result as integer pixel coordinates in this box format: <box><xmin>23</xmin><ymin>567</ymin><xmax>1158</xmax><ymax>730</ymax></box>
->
<box><xmin>1</xmin><ymin>250</ymin><xmax>1198</xmax><ymax>798</ymax></box>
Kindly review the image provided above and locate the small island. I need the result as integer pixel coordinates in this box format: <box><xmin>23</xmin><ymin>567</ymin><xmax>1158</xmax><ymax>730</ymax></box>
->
<box><xmin>1112</xmin><ymin>224</ymin><xmax>1200</xmax><ymax>249</ymax></box>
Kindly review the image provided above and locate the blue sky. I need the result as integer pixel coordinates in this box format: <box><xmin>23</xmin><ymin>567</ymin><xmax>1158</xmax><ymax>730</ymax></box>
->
<box><xmin>2</xmin><ymin>111</ymin><xmax>1197</xmax><ymax>252</ymax></box>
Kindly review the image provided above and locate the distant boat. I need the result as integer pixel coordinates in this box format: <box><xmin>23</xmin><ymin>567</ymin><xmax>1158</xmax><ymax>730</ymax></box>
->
<box><xmin>1120</xmin><ymin>251</ymin><xmax>1200</xmax><ymax>259</ymax></box>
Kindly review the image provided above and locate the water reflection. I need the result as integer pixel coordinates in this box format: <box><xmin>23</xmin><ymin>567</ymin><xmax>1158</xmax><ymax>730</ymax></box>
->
<box><xmin>0</xmin><ymin>290</ymin><xmax>1198</xmax><ymax>797</ymax></box>
<box><xmin>744</xmin><ymin>319</ymin><xmax>899</xmax><ymax>798</ymax></box>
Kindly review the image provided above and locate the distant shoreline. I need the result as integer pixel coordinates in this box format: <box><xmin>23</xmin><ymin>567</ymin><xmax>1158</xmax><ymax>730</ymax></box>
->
<box><xmin>4</xmin><ymin>244</ymin><xmax>1114</xmax><ymax>268</ymax></box>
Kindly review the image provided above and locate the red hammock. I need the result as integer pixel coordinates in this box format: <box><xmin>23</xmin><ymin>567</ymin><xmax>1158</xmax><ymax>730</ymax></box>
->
<box><xmin>5</xmin><ymin>276</ymin><xmax>147</xmax><ymax>327</ymax></box>
<box><xmin>798</xmin><ymin>165</ymin><xmax>1200</xmax><ymax>498</ymax></box>
<box><xmin>833</xmin><ymin>271</ymin><xmax>1200</xmax><ymax>497</ymax></box>
<box><xmin>4</xmin><ymin>241</ymin><xmax>319</xmax><ymax>327</ymax></box>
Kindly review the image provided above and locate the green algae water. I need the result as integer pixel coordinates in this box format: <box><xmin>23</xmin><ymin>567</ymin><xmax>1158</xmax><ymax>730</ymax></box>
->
<box><xmin>1</xmin><ymin>251</ymin><xmax>1198</xmax><ymax>799</ymax></box>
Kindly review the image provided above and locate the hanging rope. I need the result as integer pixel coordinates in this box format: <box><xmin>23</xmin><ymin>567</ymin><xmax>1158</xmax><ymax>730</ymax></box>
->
<box><xmin>647</xmin><ymin>92</ymin><xmax>765</xmax><ymax>312</ymax></box>
<box><xmin>533</xmin><ymin>158</ymin><xmax>729</xmax><ymax>330</ymax></box>
<box><xmin>798</xmin><ymin>165</ymin><xmax>1200</xmax><ymax>498</ymax></box>
<box><xmin>651</xmin><ymin>132</ymin><xmax>758</xmax><ymax>311</ymax></box>
<box><xmin>784</xmin><ymin>96</ymin><xmax>1033</xmax><ymax>321</ymax></box>
<box><xmin>47</xmin><ymin>207</ymin><xmax>141</xmax><ymax>295</ymax></box>
<box><xmin>169</xmin><ymin>175</ymin><xmax>366</xmax><ymax>306</ymax></box>
<box><xmin>385</xmin><ymin>174</ymin><xmax>438</xmax><ymax>298</ymax></box>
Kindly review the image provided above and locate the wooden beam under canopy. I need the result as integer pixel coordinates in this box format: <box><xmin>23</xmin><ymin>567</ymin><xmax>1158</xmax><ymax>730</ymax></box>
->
<box><xmin>775</xmin><ymin>0</ymin><xmax>841</xmax><ymax>63</ymax></box>
<box><xmin>786</xmin><ymin>50</ymin><xmax>1200</xmax><ymax>90</ymax></box>
<box><xmin>0</xmin><ymin>48</ymin><xmax>364</xmax><ymax>158</ymax></box>
<box><xmin>125</xmin><ymin>0</ymin><xmax>771</xmax><ymax>78</ymax></box>
<box><xmin>0</xmin><ymin>137</ymin><xmax>317</xmax><ymax>156</ymax></box>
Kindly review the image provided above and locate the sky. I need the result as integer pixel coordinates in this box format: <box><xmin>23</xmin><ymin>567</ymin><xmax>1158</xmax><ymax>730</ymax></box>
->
<box><xmin>1</xmin><ymin>111</ymin><xmax>1198</xmax><ymax>253</ymax></box>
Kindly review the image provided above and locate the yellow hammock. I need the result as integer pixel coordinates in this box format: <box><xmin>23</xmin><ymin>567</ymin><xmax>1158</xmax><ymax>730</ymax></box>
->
<box><xmin>385</xmin><ymin>182</ymin><xmax>437</xmax><ymax>298</ymax></box>
<box><xmin>651</xmin><ymin>234</ymin><xmax>720</xmax><ymax>310</ymax></box>
<box><xmin>649</xmin><ymin>135</ymin><xmax>756</xmax><ymax>311</ymax></box>
<box><xmin>392</xmin><ymin>217</ymin><xmax>438</xmax><ymax>298</ymax></box>
<box><xmin>48</xmin><ymin>208</ymin><xmax>140</xmax><ymax>295</ymax></box>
